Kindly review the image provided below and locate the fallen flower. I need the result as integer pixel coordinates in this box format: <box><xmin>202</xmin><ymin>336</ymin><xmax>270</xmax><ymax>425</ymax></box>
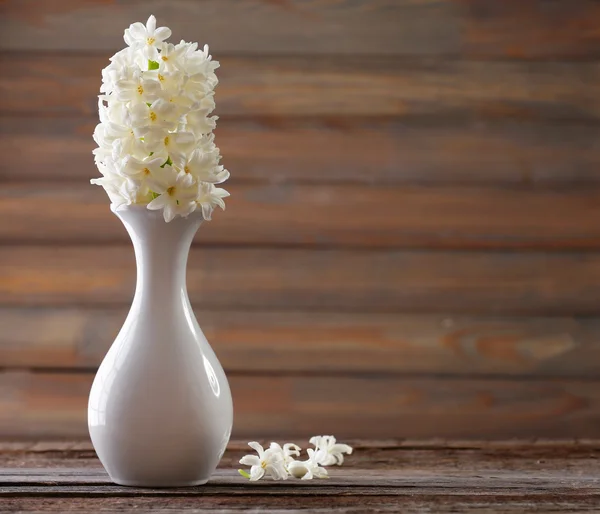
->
<box><xmin>238</xmin><ymin>441</ymin><xmax>288</xmax><ymax>481</ymax></box>
<box><xmin>287</xmin><ymin>448</ymin><xmax>329</xmax><ymax>480</ymax></box>
<box><xmin>310</xmin><ymin>435</ymin><xmax>353</xmax><ymax>466</ymax></box>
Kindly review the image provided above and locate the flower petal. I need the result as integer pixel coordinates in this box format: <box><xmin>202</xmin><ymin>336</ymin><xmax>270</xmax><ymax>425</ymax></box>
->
<box><xmin>127</xmin><ymin>22</ymin><xmax>146</xmax><ymax>40</ymax></box>
<box><xmin>154</xmin><ymin>27</ymin><xmax>172</xmax><ymax>42</ymax></box>
<box><xmin>314</xmin><ymin>466</ymin><xmax>328</xmax><ymax>479</ymax></box>
<box><xmin>331</xmin><ymin>444</ymin><xmax>353</xmax><ymax>455</ymax></box>
<box><xmin>200</xmin><ymin>202</ymin><xmax>213</xmax><ymax>220</ymax></box>
<box><xmin>144</xmin><ymin>45</ymin><xmax>159</xmax><ymax>62</ymax></box>
<box><xmin>247</xmin><ymin>441</ymin><xmax>264</xmax><ymax>456</ymax></box>
<box><xmin>309</xmin><ymin>436</ymin><xmax>322</xmax><ymax>447</ymax></box>
<box><xmin>147</xmin><ymin>195</ymin><xmax>167</xmax><ymax>210</ymax></box>
<box><xmin>300</xmin><ymin>468</ymin><xmax>313</xmax><ymax>480</ymax></box>
<box><xmin>288</xmin><ymin>461</ymin><xmax>308</xmax><ymax>479</ymax></box>
<box><xmin>239</xmin><ymin>455</ymin><xmax>260</xmax><ymax>467</ymax></box>
<box><xmin>163</xmin><ymin>202</ymin><xmax>176</xmax><ymax>222</ymax></box>
<box><xmin>146</xmin><ymin>15</ymin><xmax>156</xmax><ymax>34</ymax></box>
<box><xmin>283</xmin><ymin>443</ymin><xmax>301</xmax><ymax>458</ymax></box>
<box><xmin>249</xmin><ymin>465</ymin><xmax>264</xmax><ymax>482</ymax></box>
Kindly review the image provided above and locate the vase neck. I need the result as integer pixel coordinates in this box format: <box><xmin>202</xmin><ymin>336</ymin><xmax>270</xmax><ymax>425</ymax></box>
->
<box><xmin>113</xmin><ymin>206</ymin><xmax>203</xmax><ymax>305</ymax></box>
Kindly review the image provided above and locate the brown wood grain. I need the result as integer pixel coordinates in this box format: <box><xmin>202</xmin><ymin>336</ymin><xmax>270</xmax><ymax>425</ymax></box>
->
<box><xmin>1</xmin><ymin>0</ymin><xmax>599</xmax><ymax>59</ymax></box>
<box><xmin>2</xmin><ymin>492</ymin><xmax>599</xmax><ymax>513</ymax></box>
<box><xmin>1</xmin><ymin>54</ymin><xmax>598</xmax><ymax>120</ymax></box>
<box><xmin>1</xmin><ymin>442</ymin><xmax>599</xmax><ymax>512</ymax></box>
<box><xmin>3</xmin><ymin>182</ymin><xmax>600</xmax><ymax>249</ymax></box>
<box><xmin>2</xmin><ymin>246</ymin><xmax>600</xmax><ymax>315</ymax></box>
<box><xmin>2</xmin><ymin>371</ymin><xmax>600</xmax><ymax>439</ymax></box>
<box><xmin>461</xmin><ymin>0</ymin><xmax>600</xmax><ymax>60</ymax></box>
<box><xmin>2</xmin><ymin>308</ymin><xmax>600</xmax><ymax>377</ymax></box>
<box><xmin>5</xmin><ymin>117</ymin><xmax>600</xmax><ymax>186</ymax></box>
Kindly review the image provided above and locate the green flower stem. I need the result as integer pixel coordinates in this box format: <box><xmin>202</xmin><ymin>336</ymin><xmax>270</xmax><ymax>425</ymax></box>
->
<box><xmin>238</xmin><ymin>469</ymin><xmax>251</xmax><ymax>479</ymax></box>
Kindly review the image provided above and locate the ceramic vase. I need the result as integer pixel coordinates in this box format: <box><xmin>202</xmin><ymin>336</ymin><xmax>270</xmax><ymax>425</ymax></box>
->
<box><xmin>88</xmin><ymin>204</ymin><xmax>233</xmax><ymax>487</ymax></box>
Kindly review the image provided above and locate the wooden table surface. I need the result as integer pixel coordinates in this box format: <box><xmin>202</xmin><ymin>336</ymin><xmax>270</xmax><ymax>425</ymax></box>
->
<box><xmin>1</xmin><ymin>440</ymin><xmax>599</xmax><ymax>513</ymax></box>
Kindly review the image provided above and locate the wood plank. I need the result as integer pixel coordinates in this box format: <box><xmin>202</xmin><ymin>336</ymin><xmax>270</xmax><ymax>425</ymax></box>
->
<box><xmin>3</xmin><ymin>308</ymin><xmax>600</xmax><ymax>377</ymax></box>
<box><xmin>3</xmin><ymin>439</ymin><xmax>600</xmax><ymax>468</ymax></box>
<box><xmin>462</xmin><ymin>0</ymin><xmax>600</xmax><ymax>60</ymax></box>
<box><xmin>1</xmin><ymin>442</ymin><xmax>598</xmax><ymax>512</ymax></box>
<box><xmin>2</xmin><ymin>371</ymin><xmax>600</xmax><ymax>439</ymax></box>
<box><xmin>2</xmin><ymin>494</ymin><xmax>600</xmax><ymax>513</ymax></box>
<box><xmin>1</xmin><ymin>468</ymin><xmax>599</xmax><ymax>492</ymax></box>
<box><xmin>4</xmin><ymin>117</ymin><xmax>600</xmax><ymax>185</ymax></box>
<box><xmin>1</xmin><ymin>54</ymin><xmax>598</xmax><ymax>120</ymax></box>
<box><xmin>3</xmin><ymin>182</ymin><xmax>600</xmax><ymax>250</ymax></box>
<box><xmin>0</xmin><ymin>0</ymin><xmax>451</xmax><ymax>56</ymax></box>
<box><xmin>2</xmin><ymin>246</ymin><xmax>600</xmax><ymax>315</ymax></box>
<box><xmin>1</xmin><ymin>0</ymin><xmax>599</xmax><ymax>59</ymax></box>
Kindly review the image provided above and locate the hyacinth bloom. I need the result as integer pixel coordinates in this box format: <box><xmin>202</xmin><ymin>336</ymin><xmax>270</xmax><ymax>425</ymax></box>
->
<box><xmin>238</xmin><ymin>437</ymin><xmax>353</xmax><ymax>481</ymax></box>
<box><xmin>91</xmin><ymin>15</ymin><xmax>229</xmax><ymax>222</ymax></box>
<box><xmin>288</xmin><ymin>449</ymin><xmax>329</xmax><ymax>480</ymax></box>
<box><xmin>310</xmin><ymin>435</ymin><xmax>353</xmax><ymax>466</ymax></box>
<box><xmin>238</xmin><ymin>442</ymin><xmax>289</xmax><ymax>481</ymax></box>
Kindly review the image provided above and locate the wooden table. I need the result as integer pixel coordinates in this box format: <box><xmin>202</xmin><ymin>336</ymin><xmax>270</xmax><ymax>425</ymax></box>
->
<box><xmin>1</xmin><ymin>440</ymin><xmax>599</xmax><ymax>512</ymax></box>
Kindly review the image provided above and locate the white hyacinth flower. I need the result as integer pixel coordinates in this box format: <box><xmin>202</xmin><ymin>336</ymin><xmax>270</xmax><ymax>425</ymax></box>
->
<box><xmin>146</xmin><ymin>167</ymin><xmax>198</xmax><ymax>223</ymax></box>
<box><xmin>120</xmin><ymin>156</ymin><xmax>164</xmax><ymax>197</ymax></box>
<box><xmin>91</xmin><ymin>14</ymin><xmax>229</xmax><ymax>222</ymax></box>
<box><xmin>157</xmin><ymin>42</ymin><xmax>187</xmax><ymax>72</ymax></box>
<box><xmin>239</xmin><ymin>442</ymin><xmax>288</xmax><ymax>481</ymax></box>
<box><xmin>196</xmin><ymin>183</ymin><xmax>229</xmax><ymax>221</ymax></box>
<box><xmin>114</xmin><ymin>69</ymin><xmax>161</xmax><ymax>105</ymax></box>
<box><xmin>176</xmin><ymin>149</ymin><xmax>229</xmax><ymax>184</ymax></box>
<box><xmin>185</xmin><ymin>109</ymin><xmax>218</xmax><ymax>136</ymax></box>
<box><xmin>288</xmin><ymin>449</ymin><xmax>329</xmax><ymax>480</ymax></box>
<box><xmin>124</xmin><ymin>15</ymin><xmax>172</xmax><ymax>61</ymax></box>
<box><xmin>129</xmin><ymin>98</ymin><xmax>180</xmax><ymax>133</ymax></box>
<box><xmin>268</xmin><ymin>442</ymin><xmax>301</xmax><ymax>467</ymax></box>
<box><xmin>310</xmin><ymin>435</ymin><xmax>353</xmax><ymax>466</ymax></box>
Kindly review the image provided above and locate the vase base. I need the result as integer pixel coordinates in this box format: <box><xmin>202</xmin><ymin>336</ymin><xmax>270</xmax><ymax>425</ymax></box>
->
<box><xmin>112</xmin><ymin>477</ymin><xmax>209</xmax><ymax>488</ymax></box>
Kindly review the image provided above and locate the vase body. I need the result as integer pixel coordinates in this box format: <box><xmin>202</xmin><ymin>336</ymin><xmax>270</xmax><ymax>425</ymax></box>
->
<box><xmin>88</xmin><ymin>205</ymin><xmax>233</xmax><ymax>487</ymax></box>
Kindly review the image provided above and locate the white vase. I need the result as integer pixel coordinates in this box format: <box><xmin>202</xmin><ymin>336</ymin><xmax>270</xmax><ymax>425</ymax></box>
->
<box><xmin>88</xmin><ymin>204</ymin><xmax>233</xmax><ymax>487</ymax></box>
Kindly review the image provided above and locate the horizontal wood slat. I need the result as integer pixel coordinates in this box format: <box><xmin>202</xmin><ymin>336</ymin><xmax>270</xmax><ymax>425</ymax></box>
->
<box><xmin>4</xmin><ymin>117</ymin><xmax>600</xmax><ymax>185</ymax></box>
<box><xmin>1</xmin><ymin>54</ymin><xmax>598</xmax><ymax>120</ymax></box>
<box><xmin>2</xmin><ymin>308</ymin><xmax>600</xmax><ymax>377</ymax></box>
<box><xmin>2</xmin><ymin>371</ymin><xmax>600</xmax><ymax>439</ymax></box>
<box><xmin>1</xmin><ymin>0</ymin><xmax>599</xmax><ymax>59</ymax></box>
<box><xmin>3</xmin><ymin>443</ymin><xmax>600</xmax><ymax>512</ymax></box>
<box><xmin>3</xmin><ymin>182</ymin><xmax>600</xmax><ymax>250</ymax></box>
<box><xmin>2</xmin><ymin>246</ymin><xmax>600</xmax><ymax>315</ymax></box>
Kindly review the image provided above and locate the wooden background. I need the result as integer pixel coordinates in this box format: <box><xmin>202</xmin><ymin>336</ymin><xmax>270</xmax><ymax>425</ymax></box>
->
<box><xmin>1</xmin><ymin>0</ymin><xmax>600</xmax><ymax>440</ymax></box>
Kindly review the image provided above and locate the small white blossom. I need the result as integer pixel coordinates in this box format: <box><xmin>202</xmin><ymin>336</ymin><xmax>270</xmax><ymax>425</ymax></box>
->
<box><xmin>91</xmin><ymin>159</ymin><xmax>133</xmax><ymax>208</ymax></box>
<box><xmin>196</xmin><ymin>183</ymin><xmax>229</xmax><ymax>221</ymax></box>
<box><xmin>146</xmin><ymin>167</ymin><xmax>198</xmax><ymax>223</ymax></box>
<box><xmin>120</xmin><ymin>155</ymin><xmax>164</xmax><ymax>197</ymax></box>
<box><xmin>91</xmin><ymin>14</ymin><xmax>229</xmax><ymax>222</ymax></box>
<box><xmin>310</xmin><ymin>436</ymin><xmax>353</xmax><ymax>466</ymax></box>
<box><xmin>144</xmin><ymin>130</ymin><xmax>196</xmax><ymax>164</ymax></box>
<box><xmin>114</xmin><ymin>69</ymin><xmax>161</xmax><ymax>105</ymax></box>
<box><xmin>185</xmin><ymin>109</ymin><xmax>217</xmax><ymax>135</ymax></box>
<box><xmin>288</xmin><ymin>449</ymin><xmax>329</xmax><ymax>480</ymax></box>
<box><xmin>175</xmin><ymin>149</ymin><xmax>229</xmax><ymax>184</ymax></box>
<box><xmin>157</xmin><ymin>42</ymin><xmax>187</xmax><ymax>72</ymax></box>
<box><xmin>124</xmin><ymin>15</ymin><xmax>172</xmax><ymax>61</ymax></box>
<box><xmin>268</xmin><ymin>442</ymin><xmax>301</xmax><ymax>467</ymax></box>
<box><xmin>239</xmin><ymin>442</ymin><xmax>288</xmax><ymax>481</ymax></box>
<box><xmin>129</xmin><ymin>98</ymin><xmax>179</xmax><ymax>133</ymax></box>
